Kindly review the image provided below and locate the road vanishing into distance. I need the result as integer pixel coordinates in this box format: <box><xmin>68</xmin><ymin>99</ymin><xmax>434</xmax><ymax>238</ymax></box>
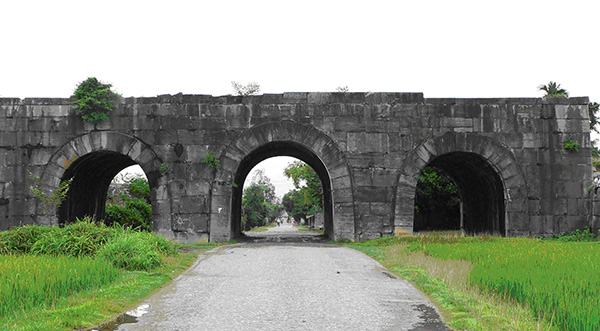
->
<box><xmin>114</xmin><ymin>223</ymin><xmax>449</xmax><ymax>331</ymax></box>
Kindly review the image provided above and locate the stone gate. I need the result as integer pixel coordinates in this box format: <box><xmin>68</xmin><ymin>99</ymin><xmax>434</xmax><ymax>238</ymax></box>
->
<box><xmin>0</xmin><ymin>92</ymin><xmax>593</xmax><ymax>242</ymax></box>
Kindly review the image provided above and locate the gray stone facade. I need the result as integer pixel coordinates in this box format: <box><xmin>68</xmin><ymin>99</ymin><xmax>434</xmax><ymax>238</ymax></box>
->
<box><xmin>0</xmin><ymin>93</ymin><xmax>593</xmax><ymax>242</ymax></box>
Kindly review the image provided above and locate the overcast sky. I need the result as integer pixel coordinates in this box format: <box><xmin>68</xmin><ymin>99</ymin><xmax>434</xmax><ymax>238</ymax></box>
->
<box><xmin>2</xmin><ymin>0</ymin><xmax>598</xmax><ymax>195</ymax></box>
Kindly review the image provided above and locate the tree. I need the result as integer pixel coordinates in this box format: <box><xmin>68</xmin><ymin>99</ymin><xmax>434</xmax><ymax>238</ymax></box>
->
<box><xmin>538</xmin><ymin>81</ymin><xmax>569</xmax><ymax>98</ymax></box>
<box><xmin>241</xmin><ymin>169</ymin><xmax>280</xmax><ymax>231</ymax></box>
<box><xmin>231</xmin><ymin>81</ymin><xmax>260</xmax><ymax>96</ymax></box>
<box><xmin>282</xmin><ymin>189</ymin><xmax>311</xmax><ymax>223</ymax></box>
<box><xmin>284</xmin><ymin>161</ymin><xmax>323</xmax><ymax>210</ymax></box>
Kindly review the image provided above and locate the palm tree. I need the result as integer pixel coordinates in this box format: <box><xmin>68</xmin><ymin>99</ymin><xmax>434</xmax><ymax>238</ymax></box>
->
<box><xmin>538</xmin><ymin>81</ymin><xmax>569</xmax><ymax>98</ymax></box>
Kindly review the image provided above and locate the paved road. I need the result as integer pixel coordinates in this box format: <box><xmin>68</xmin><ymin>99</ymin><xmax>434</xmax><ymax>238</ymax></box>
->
<box><xmin>114</xmin><ymin>224</ymin><xmax>449</xmax><ymax>330</ymax></box>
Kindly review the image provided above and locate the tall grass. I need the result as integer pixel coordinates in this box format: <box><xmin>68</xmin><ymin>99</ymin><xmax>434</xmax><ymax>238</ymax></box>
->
<box><xmin>353</xmin><ymin>238</ymin><xmax>552</xmax><ymax>330</ymax></box>
<box><xmin>97</xmin><ymin>231</ymin><xmax>178</xmax><ymax>270</ymax></box>
<box><xmin>0</xmin><ymin>218</ymin><xmax>178</xmax><ymax>271</ymax></box>
<box><xmin>0</xmin><ymin>254</ymin><xmax>118</xmax><ymax>318</ymax></box>
<box><xmin>30</xmin><ymin>220</ymin><xmax>116</xmax><ymax>257</ymax></box>
<box><xmin>423</xmin><ymin>239</ymin><xmax>600</xmax><ymax>331</ymax></box>
<box><xmin>0</xmin><ymin>225</ymin><xmax>53</xmax><ymax>254</ymax></box>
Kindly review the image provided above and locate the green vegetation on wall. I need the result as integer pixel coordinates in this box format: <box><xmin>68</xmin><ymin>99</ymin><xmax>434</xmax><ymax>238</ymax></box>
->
<box><xmin>70</xmin><ymin>77</ymin><xmax>121</xmax><ymax>124</ymax></box>
<box><xmin>538</xmin><ymin>81</ymin><xmax>569</xmax><ymax>98</ymax></box>
<box><xmin>231</xmin><ymin>81</ymin><xmax>260</xmax><ymax>96</ymax></box>
<box><xmin>563</xmin><ymin>137</ymin><xmax>580</xmax><ymax>152</ymax></box>
<box><xmin>29</xmin><ymin>172</ymin><xmax>71</xmax><ymax>219</ymax></box>
<box><xmin>202</xmin><ymin>151</ymin><xmax>220</xmax><ymax>169</ymax></box>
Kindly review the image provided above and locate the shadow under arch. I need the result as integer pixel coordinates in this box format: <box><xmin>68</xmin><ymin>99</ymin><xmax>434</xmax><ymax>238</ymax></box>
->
<box><xmin>40</xmin><ymin>131</ymin><xmax>167</xmax><ymax>228</ymax></box>
<box><xmin>212</xmin><ymin>121</ymin><xmax>355</xmax><ymax>242</ymax></box>
<box><xmin>394</xmin><ymin>132</ymin><xmax>528</xmax><ymax>236</ymax></box>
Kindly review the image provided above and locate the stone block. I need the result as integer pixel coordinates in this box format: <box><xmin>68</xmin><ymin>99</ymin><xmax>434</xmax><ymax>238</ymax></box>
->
<box><xmin>355</xmin><ymin>187</ymin><xmax>393</xmax><ymax>203</ymax></box>
<box><xmin>172</xmin><ymin>196</ymin><xmax>209</xmax><ymax>214</ymax></box>
<box><xmin>372</xmin><ymin>169</ymin><xmax>396</xmax><ymax>187</ymax></box>
<box><xmin>332</xmin><ymin>188</ymin><xmax>353</xmax><ymax>203</ymax></box>
<box><xmin>331</xmin><ymin>175</ymin><xmax>352</xmax><ymax>190</ymax></box>
<box><xmin>441</xmin><ymin>117</ymin><xmax>473</xmax><ymax>128</ymax></box>
<box><xmin>370</xmin><ymin>203</ymin><xmax>390</xmax><ymax>217</ymax></box>
<box><xmin>333</xmin><ymin>202</ymin><xmax>355</xmax><ymax>217</ymax></box>
<box><xmin>334</xmin><ymin>117</ymin><xmax>363</xmax><ymax>132</ymax></box>
<box><xmin>361</xmin><ymin>216</ymin><xmax>383</xmax><ymax>234</ymax></box>
<box><xmin>559</xmin><ymin>216</ymin><xmax>588</xmax><ymax>233</ymax></box>
<box><xmin>171</xmin><ymin>213</ymin><xmax>209</xmax><ymax>233</ymax></box>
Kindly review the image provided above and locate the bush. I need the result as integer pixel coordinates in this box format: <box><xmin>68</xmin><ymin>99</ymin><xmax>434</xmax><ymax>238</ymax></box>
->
<box><xmin>105</xmin><ymin>177</ymin><xmax>152</xmax><ymax>231</ymax></box>
<box><xmin>96</xmin><ymin>231</ymin><xmax>176</xmax><ymax>271</ymax></box>
<box><xmin>0</xmin><ymin>225</ymin><xmax>53</xmax><ymax>254</ymax></box>
<box><xmin>105</xmin><ymin>197</ymin><xmax>152</xmax><ymax>231</ymax></box>
<box><xmin>0</xmin><ymin>220</ymin><xmax>177</xmax><ymax>271</ymax></box>
<box><xmin>30</xmin><ymin>219</ymin><xmax>115</xmax><ymax>257</ymax></box>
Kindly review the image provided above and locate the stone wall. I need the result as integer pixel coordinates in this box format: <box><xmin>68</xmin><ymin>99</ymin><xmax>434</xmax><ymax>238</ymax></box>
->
<box><xmin>0</xmin><ymin>93</ymin><xmax>592</xmax><ymax>241</ymax></box>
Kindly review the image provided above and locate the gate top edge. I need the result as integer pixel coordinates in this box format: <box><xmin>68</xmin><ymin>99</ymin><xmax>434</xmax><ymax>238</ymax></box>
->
<box><xmin>0</xmin><ymin>93</ymin><xmax>589</xmax><ymax>106</ymax></box>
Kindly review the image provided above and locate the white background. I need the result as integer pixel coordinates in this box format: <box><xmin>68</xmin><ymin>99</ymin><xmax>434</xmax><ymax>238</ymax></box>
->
<box><xmin>2</xmin><ymin>0</ymin><xmax>598</xmax><ymax>196</ymax></box>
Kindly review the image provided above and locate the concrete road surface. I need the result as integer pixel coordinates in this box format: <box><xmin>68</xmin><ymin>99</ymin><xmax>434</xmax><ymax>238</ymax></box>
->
<box><xmin>114</xmin><ymin>225</ymin><xmax>449</xmax><ymax>330</ymax></box>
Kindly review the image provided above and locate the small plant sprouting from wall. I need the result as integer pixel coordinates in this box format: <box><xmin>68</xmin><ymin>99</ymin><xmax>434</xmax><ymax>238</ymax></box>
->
<box><xmin>231</xmin><ymin>81</ymin><xmax>260</xmax><ymax>96</ymax></box>
<box><xmin>70</xmin><ymin>77</ymin><xmax>121</xmax><ymax>124</ymax></box>
<box><xmin>563</xmin><ymin>138</ymin><xmax>581</xmax><ymax>152</ymax></box>
<box><xmin>160</xmin><ymin>163</ymin><xmax>171</xmax><ymax>174</ymax></box>
<box><xmin>203</xmin><ymin>152</ymin><xmax>220</xmax><ymax>169</ymax></box>
<box><xmin>29</xmin><ymin>172</ymin><xmax>72</xmax><ymax>218</ymax></box>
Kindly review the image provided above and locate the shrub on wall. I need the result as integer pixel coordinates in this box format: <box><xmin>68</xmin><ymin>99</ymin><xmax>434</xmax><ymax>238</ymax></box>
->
<box><xmin>70</xmin><ymin>77</ymin><xmax>121</xmax><ymax>124</ymax></box>
<box><xmin>563</xmin><ymin>138</ymin><xmax>580</xmax><ymax>152</ymax></box>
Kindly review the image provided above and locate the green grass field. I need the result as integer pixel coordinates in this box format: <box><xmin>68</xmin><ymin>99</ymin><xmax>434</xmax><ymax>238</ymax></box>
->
<box><xmin>0</xmin><ymin>220</ymin><xmax>223</xmax><ymax>330</ymax></box>
<box><xmin>0</xmin><ymin>254</ymin><xmax>119</xmax><ymax>318</ymax></box>
<box><xmin>348</xmin><ymin>232</ymin><xmax>600</xmax><ymax>331</ymax></box>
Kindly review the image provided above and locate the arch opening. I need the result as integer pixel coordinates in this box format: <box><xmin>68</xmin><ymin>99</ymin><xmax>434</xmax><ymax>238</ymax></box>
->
<box><xmin>58</xmin><ymin>151</ymin><xmax>142</xmax><ymax>224</ymax></box>
<box><xmin>414</xmin><ymin>152</ymin><xmax>506</xmax><ymax>235</ymax></box>
<box><xmin>231</xmin><ymin>141</ymin><xmax>333</xmax><ymax>239</ymax></box>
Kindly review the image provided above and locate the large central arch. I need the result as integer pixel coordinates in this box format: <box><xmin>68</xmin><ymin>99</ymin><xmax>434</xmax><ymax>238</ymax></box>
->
<box><xmin>231</xmin><ymin>141</ymin><xmax>333</xmax><ymax>237</ymax></box>
<box><xmin>394</xmin><ymin>132</ymin><xmax>529</xmax><ymax>236</ymax></box>
<box><xmin>211</xmin><ymin>121</ymin><xmax>355</xmax><ymax>242</ymax></box>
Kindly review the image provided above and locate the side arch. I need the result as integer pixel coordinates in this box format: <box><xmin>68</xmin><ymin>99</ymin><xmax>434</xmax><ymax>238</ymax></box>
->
<box><xmin>38</xmin><ymin>131</ymin><xmax>170</xmax><ymax>232</ymax></box>
<box><xmin>394</xmin><ymin>132</ymin><xmax>528</xmax><ymax>236</ymax></box>
<box><xmin>210</xmin><ymin>120</ymin><xmax>355</xmax><ymax>241</ymax></box>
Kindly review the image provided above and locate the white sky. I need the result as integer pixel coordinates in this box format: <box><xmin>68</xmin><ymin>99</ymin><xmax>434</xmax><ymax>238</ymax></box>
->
<box><xmin>2</xmin><ymin>0</ymin><xmax>599</xmax><ymax>193</ymax></box>
<box><xmin>243</xmin><ymin>156</ymin><xmax>298</xmax><ymax>199</ymax></box>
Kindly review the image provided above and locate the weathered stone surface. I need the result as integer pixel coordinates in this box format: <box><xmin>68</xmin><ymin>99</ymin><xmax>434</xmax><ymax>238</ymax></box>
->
<box><xmin>0</xmin><ymin>94</ymin><xmax>592</xmax><ymax>241</ymax></box>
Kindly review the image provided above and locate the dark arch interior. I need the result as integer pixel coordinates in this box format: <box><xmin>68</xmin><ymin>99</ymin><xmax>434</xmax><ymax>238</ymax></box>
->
<box><xmin>58</xmin><ymin>151</ymin><xmax>138</xmax><ymax>224</ymax></box>
<box><xmin>414</xmin><ymin>152</ymin><xmax>505</xmax><ymax>235</ymax></box>
<box><xmin>232</xmin><ymin>141</ymin><xmax>333</xmax><ymax>239</ymax></box>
